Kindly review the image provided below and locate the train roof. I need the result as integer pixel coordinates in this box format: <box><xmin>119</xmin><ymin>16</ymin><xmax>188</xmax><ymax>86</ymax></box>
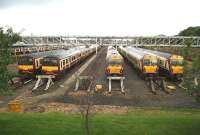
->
<box><xmin>107</xmin><ymin>46</ymin><xmax>122</xmax><ymax>58</ymax></box>
<box><xmin>20</xmin><ymin>50</ymin><xmax>65</xmax><ymax>58</ymax></box>
<box><xmin>44</xmin><ymin>46</ymin><xmax>94</xmax><ymax>59</ymax></box>
<box><xmin>45</xmin><ymin>49</ymin><xmax>80</xmax><ymax>59</ymax></box>
<box><xmin>136</xmin><ymin>48</ymin><xmax>173</xmax><ymax>58</ymax></box>
<box><xmin>123</xmin><ymin>46</ymin><xmax>151</xmax><ymax>60</ymax></box>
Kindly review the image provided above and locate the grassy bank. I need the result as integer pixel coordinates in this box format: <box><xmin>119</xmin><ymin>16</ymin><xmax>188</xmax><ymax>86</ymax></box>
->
<box><xmin>0</xmin><ymin>108</ymin><xmax>200</xmax><ymax>135</ymax></box>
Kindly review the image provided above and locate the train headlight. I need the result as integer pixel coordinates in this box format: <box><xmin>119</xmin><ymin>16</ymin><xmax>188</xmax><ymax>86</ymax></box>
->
<box><xmin>171</xmin><ymin>66</ymin><xmax>183</xmax><ymax>74</ymax></box>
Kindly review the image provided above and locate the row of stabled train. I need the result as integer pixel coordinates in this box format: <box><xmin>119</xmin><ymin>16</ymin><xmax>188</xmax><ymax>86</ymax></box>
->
<box><xmin>117</xmin><ymin>46</ymin><xmax>184</xmax><ymax>80</ymax></box>
<box><xmin>18</xmin><ymin>45</ymin><xmax>99</xmax><ymax>77</ymax></box>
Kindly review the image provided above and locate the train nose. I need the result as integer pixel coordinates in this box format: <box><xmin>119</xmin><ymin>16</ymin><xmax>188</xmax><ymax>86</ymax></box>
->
<box><xmin>18</xmin><ymin>65</ymin><xmax>33</xmax><ymax>71</ymax></box>
<box><xmin>172</xmin><ymin>66</ymin><xmax>183</xmax><ymax>74</ymax></box>
<box><xmin>42</xmin><ymin>66</ymin><xmax>58</xmax><ymax>74</ymax></box>
<box><xmin>107</xmin><ymin>66</ymin><xmax>123</xmax><ymax>74</ymax></box>
<box><xmin>144</xmin><ymin>66</ymin><xmax>157</xmax><ymax>73</ymax></box>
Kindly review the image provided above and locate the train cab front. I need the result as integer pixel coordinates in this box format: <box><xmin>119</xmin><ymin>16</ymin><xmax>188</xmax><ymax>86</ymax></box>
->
<box><xmin>106</xmin><ymin>61</ymin><xmax>124</xmax><ymax>76</ymax></box>
<box><xmin>17</xmin><ymin>56</ymin><xmax>34</xmax><ymax>75</ymax></box>
<box><xmin>42</xmin><ymin>57</ymin><xmax>59</xmax><ymax>75</ymax></box>
<box><xmin>170</xmin><ymin>56</ymin><xmax>184</xmax><ymax>79</ymax></box>
<box><xmin>143</xmin><ymin>58</ymin><xmax>158</xmax><ymax>77</ymax></box>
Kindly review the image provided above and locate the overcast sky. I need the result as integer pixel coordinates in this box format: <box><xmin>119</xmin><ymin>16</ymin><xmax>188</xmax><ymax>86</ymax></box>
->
<box><xmin>0</xmin><ymin>0</ymin><xmax>199</xmax><ymax>36</ymax></box>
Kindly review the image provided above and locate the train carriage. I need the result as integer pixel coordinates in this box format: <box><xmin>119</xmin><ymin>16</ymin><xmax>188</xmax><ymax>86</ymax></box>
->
<box><xmin>118</xmin><ymin>46</ymin><xmax>158</xmax><ymax>77</ymax></box>
<box><xmin>42</xmin><ymin>50</ymin><xmax>79</xmax><ymax>75</ymax></box>
<box><xmin>42</xmin><ymin>45</ymin><xmax>98</xmax><ymax>76</ymax></box>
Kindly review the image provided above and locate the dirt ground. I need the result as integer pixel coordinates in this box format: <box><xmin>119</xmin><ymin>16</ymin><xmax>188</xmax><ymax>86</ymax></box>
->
<box><xmin>24</xmin><ymin>102</ymin><xmax>129</xmax><ymax>114</ymax></box>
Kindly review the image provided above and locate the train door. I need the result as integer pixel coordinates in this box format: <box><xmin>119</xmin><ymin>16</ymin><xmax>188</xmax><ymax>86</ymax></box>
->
<box><xmin>37</xmin><ymin>58</ymin><xmax>43</xmax><ymax>74</ymax></box>
<box><xmin>68</xmin><ymin>58</ymin><xmax>71</xmax><ymax>67</ymax></box>
<box><xmin>32</xmin><ymin>58</ymin><xmax>36</xmax><ymax>72</ymax></box>
<box><xmin>38</xmin><ymin>58</ymin><xmax>42</xmax><ymax>67</ymax></box>
<box><xmin>60</xmin><ymin>60</ymin><xmax>63</xmax><ymax>71</ymax></box>
<box><xmin>63</xmin><ymin>60</ymin><xmax>65</xmax><ymax>70</ymax></box>
<box><xmin>140</xmin><ymin>60</ymin><xmax>143</xmax><ymax>72</ymax></box>
<box><xmin>75</xmin><ymin>55</ymin><xmax>78</xmax><ymax>63</ymax></box>
<box><xmin>66</xmin><ymin>58</ymin><xmax>70</xmax><ymax>68</ymax></box>
<box><xmin>36</xmin><ymin>59</ymin><xmax>39</xmax><ymax>69</ymax></box>
<box><xmin>166</xmin><ymin>59</ymin><xmax>170</xmax><ymax>71</ymax></box>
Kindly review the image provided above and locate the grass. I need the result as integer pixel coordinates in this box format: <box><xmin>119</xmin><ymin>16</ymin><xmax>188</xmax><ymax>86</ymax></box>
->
<box><xmin>0</xmin><ymin>108</ymin><xmax>200</xmax><ymax>135</ymax></box>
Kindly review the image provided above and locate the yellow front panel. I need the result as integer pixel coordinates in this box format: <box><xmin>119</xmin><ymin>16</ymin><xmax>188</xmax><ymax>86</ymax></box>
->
<box><xmin>144</xmin><ymin>66</ymin><xmax>157</xmax><ymax>73</ymax></box>
<box><xmin>42</xmin><ymin>66</ymin><xmax>58</xmax><ymax>72</ymax></box>
<box><xmin>18</xmin><ymin>65</ymin><xmax>33</xmax><ymax>70</ymax></box>
<box><xmin>107</xmin><ymin>66</ymin><xmax>123</xmax><ymax>74</ymax></box>
<box><xmin>171</xmin><ymin>66</ymin><xmax>183</xmax><ymax>74</ymax></box>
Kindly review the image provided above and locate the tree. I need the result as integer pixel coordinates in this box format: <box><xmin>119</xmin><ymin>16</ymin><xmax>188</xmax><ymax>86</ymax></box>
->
<box><xmin>183</xmin><ymin>55</ymin><xmax>200</xmax><ymax>101</ymax></box>
<box><xmin>182</xmin><ymin>38</ymin><xmax>200</xmax><ymax>101</ymax></box>
<box><xmin>179</xmin><ymin>26</ymin><xmax>200</xmax><ymax>36</ymax></box>
<box><xmin>0</xmin><ymin>27</ymin><xmax>21</xmax><ymax>92</ymax></box>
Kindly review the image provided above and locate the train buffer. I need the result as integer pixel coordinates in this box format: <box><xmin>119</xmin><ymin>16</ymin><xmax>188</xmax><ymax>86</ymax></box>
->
<box><xmin>32</xmin><ymin>75</ymin><xmax>55</xmax><ymax>91</ymax></box>
<box><xmin>107</xmin><ymin>76</ymin><xmax>125</xmax><ymax>94</ymax></box>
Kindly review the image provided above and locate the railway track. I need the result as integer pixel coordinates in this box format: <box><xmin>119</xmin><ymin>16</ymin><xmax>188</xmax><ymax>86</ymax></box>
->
<box><xmin>145</xmin><ymin>77</ymin><xmax>167</xmax><ymax>94</ymax></box>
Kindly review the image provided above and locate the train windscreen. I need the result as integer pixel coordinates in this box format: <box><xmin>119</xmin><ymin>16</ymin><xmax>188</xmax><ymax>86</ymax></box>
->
<box><xmin>144</xmin><ymin>59</ymin><xmax>157</xmax><ymax>66</ymax></box>
<box><xmin>170</xmin><ymin>60</ymin><xmax>183</xmax><ymax>66</ymax></box>
<box><xmin>18</xmin><ymin>56</ymin><xmax>33</xmax><ymax>65</ymax></box>
<box><xmin>109</xmin><ymin>60</ymin><xmax>122</xmax><ymax>66</ymax></box>
<box><xmin>42</xmin><ymin>57</ymin><xmax>58</xmax><ymax>66</ymax></box>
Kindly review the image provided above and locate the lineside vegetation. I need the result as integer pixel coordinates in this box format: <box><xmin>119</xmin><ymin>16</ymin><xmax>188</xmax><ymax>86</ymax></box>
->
<box><xmin>0</xmin><ymin>27</ymin><xmax>21</xmax><ymax>93</ymax></box>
